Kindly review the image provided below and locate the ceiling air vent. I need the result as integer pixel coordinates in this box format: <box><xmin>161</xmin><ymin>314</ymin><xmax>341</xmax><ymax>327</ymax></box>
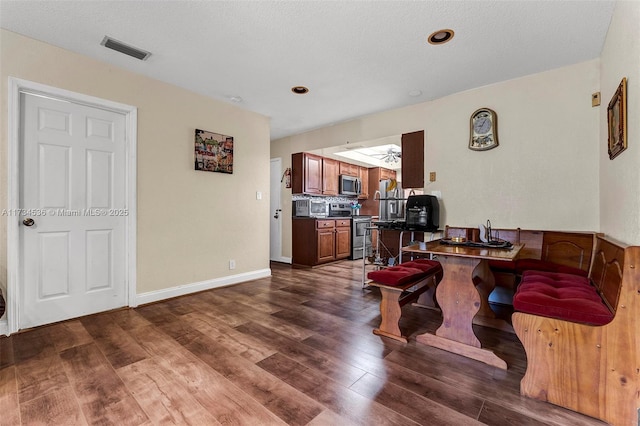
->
<box><xmin>101</xmin><ymin>36</ymin><xmax>151</xmax><ymax>61</ymax></box>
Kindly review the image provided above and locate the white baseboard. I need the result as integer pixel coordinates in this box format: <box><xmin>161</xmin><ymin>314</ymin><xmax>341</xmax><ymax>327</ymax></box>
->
<box><xmin>134</xmin><ymin>268</ymin><xmax>272</xmax><ymax>306</ymax></box>
<box><xmin>0</xmin><ymin>318</ymin><xmax>8</xmax><ymax>337</ymax></box>
<box><xmin>271</xmin><ymin>256</ymin><xmax>292</xmax><ymax>264</ymax></box>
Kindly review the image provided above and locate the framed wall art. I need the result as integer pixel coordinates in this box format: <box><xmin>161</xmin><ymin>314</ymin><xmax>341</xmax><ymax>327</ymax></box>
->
<box><xmin>607</xmin><ymin>77</ymin><xmax>627</xmax><ymax>160</ymax></box>
<box><xmin>194</xmin><ymin>128</ymin><xmax>234</xmax><ymax>174</ymax></box>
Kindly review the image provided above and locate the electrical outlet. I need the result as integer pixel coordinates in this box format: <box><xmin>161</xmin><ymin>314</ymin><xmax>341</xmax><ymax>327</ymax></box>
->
<box><xmin>592</xmin><ymin>92</ymin><xmax>601</xmax><ymax>107</ymax></box>
<box><xmin>256</xmin><ymin>191</ymin><xmax>262</xmax><ymax>200</ymax></box>
<box><xmin>429</xmin><ymin>172</ymin><xmax>436</xmax><ymax>182</ymax></box>
<box><xmin>229</xmin><ymin>259</ymin><xmax>236</xmax><ymax>270</ymax></box>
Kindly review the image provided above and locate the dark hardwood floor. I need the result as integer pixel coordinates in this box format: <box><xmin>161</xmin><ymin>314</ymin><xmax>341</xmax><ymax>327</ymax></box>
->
<box><xmin>0</xmin><ymin>260</ymin><xmax>606</xmax><ymax>425</ymax></box>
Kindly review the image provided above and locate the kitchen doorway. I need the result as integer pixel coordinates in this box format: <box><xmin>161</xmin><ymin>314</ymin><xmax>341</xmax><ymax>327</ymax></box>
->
<box><xmin>270</xmin><ymin>158</ymin><xmax>285</xmax><ymax>262</ymax></box>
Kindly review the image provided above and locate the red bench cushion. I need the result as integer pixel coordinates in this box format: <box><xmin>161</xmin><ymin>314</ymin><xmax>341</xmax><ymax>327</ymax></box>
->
<box><xmin>520</xmin><ymin>270</ymin><xmax>591</xmax><ymax>287</ymax></box>
<box><xmin>516</xmin><ymin>259</ymin><xmax>588</xmax><ymax>277</ymax></box>
<box><xmin>400</xmin><ymin>259</ymin><xmax>443</xmax><ymax>277</ymax></box>
<box><xmin>514</xmin><ymin>271</ymin><xmax>613</xmax><ymax>326</ymax></box>
<box><xmin>367</xmin><ymin>266</ymin><xmax>426</xmax><ymax>287</ymax></box>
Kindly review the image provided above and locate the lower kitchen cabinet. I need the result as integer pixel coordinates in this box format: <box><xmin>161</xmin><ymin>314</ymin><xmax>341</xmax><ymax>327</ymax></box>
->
<box><xmin>335</xmin><ymin>224</ymin><xmax>351</xmax><ymax>259</ymax></box>
<box><xmin>293</xmin><ymin>218</ymin><xmax>351</xmax><ymax>267</ymax></box>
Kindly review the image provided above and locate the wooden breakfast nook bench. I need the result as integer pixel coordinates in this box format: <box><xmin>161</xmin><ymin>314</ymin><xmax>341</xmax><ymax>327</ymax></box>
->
<box><xmin>512</xmin><ymin>235</ymin><xmax>640</xmax><ymax>426</ymax></box>
<box><xmin>367</xmin><ymin>259</ymin><xmax>443</xmax><ymax>343</ymax></box>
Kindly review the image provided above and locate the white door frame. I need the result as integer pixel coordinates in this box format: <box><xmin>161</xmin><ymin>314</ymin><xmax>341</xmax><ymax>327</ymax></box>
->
<box><xmin>5</xmin><ymin>77</ymin><xmax>138</xmax><ymax>335</ymax></box>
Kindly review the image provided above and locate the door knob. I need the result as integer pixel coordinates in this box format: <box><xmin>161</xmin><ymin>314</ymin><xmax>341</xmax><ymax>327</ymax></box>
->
<box><xmin>23</xmin><ymin>218</ymin><xmax>35</xmax><ymax>227</ymax></box>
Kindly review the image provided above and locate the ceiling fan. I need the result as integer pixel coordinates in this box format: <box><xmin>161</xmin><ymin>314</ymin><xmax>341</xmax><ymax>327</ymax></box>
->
<box><xmin>373</xmin><ymin>147</ymin><xmax>402</xmax><ymax>164</ymax></box>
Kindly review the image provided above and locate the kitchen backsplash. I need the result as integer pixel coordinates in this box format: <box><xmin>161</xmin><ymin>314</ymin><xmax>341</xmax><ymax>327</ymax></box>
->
<box><xmin>292</xmin><ymin>194</ymin><xmax>357</xmax><ymax>204</ymax></box>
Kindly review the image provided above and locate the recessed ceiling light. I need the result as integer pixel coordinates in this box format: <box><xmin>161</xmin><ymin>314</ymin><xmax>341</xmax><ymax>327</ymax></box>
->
<box><xmin>229</xmin><ymin>96</ymin><xmax>243</xmax><ymax>103</ymax></box>
<box><xmin>427</xmin><ymin>29</ymin><xmax>454</xmax><ymax>45</ymax></box>
<box><xmin>291</xmin><ymin>86</ymin><xmax>309</xmax><ymax>94</ymax></box>
<box><xmin>408</xmin><ymin>90</ymin><xmax>422</xmax><ymax>97</ymax></box>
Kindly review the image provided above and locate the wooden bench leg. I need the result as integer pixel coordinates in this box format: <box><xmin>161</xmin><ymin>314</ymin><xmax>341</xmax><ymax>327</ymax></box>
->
<box><xmin>373</xmin><ymin>287</ymin><xmax>407</xmax><ymax>343</ymax></box>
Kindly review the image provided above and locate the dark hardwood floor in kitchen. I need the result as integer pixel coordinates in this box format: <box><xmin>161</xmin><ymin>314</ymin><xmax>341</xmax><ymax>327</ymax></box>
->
<box><xmin>0</xmin><ymin>261</ymin><xmax>605</xmax><ymax>425</ymax></box>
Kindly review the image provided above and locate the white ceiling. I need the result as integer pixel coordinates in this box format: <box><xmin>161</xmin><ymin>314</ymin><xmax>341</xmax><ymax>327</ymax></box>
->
<box><xmin>1</xmin><ymin>0</ymin><xmax>616</xmax><ymax>140</ymax></box>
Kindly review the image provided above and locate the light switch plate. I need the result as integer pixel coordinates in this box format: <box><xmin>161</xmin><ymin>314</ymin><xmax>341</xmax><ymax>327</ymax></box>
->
<box><xmin>256</xmin><ymin>191</ymin><xmax>262</xmax><ymax>200</ymax></box>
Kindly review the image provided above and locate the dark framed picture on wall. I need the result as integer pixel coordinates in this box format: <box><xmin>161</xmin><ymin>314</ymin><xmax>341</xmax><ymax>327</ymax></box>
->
<box><xmin>194</xmin><ymin>129</ymin><xmax>234</xmax><ymax>173</ymax></box>
<box><xmin>607</xmin><ymin>77</ymin><xmax>627</xmax><ymax>160</ymax></box>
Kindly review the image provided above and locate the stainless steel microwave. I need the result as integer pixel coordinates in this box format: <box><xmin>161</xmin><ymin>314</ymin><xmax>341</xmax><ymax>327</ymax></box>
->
<box><xmin>293</xmin><ymin>199</ymin><xmax>328</xmax><ymax>217</ymax></box>
<box><xmin>339</xmin><ymin>175</ymin><xmax>361</xmax><ymax>196</ymax></box>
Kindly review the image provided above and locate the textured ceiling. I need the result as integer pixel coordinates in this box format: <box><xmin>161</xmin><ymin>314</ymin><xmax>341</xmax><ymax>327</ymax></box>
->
<box><xmin>0</xmin><ymin>0</ymin><xmax>616</xmax><ymax>140</ymax></box>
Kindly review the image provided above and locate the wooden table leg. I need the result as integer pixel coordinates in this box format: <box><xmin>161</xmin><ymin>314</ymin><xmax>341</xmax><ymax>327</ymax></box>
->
<box><xmin>473</xmin><ymin>259</ymin><xmax>496</xmax><ymax>319</ymax></box>
<box><xmin>415</xmin><ymin>255</ymin><xmax>508</xmax><ymax>369</ymax></box>
<box><xmin>471</xmin><ymin>260</ymin><xmax>515</xmax><ymax>333</ymax></box>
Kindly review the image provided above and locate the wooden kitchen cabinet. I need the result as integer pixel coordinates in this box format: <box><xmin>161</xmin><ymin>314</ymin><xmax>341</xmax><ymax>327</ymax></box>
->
<box><xmin>292</xmin><ymin>152</ymin><xmax>366</xmax><ymax>197</ymax></box>
<box><xmin>401</xmin><ymin>130</ymin><xmax>424</xmax><ymax>188</ymax></box>
<box><xmin>292</xmin><ymin>152</ymin><xmax>323</xmax><ymax>195</ymax></box>
<box><xmin>335</xmin><ymin>219</ymin><xmax>351</xmax><ymax>259</ymax></box>
<box><xmin>379</xmin><ymin>167</ymin><xmax>397</xmax><ymax>181</ymax></box>
<box><xmin>358</xmin><ymin>166</ymin><xmax>369</xmax><ymax>199</ymax></box>
<box><xmin>292</xmin><ymin>218</ymin><xmax>351</xmax><ymax>267</ymax></box>
<box><xmin>322</xmin><ymin>158</ymin><xmax>339</xmax><ymax>195</ymax></box>
<box><xmin>317</xmin><ymin>229</ymin><xmax>336</xmax><ymax>263</ymax></box>
<box><xmin>339</xmin><ymin>162</ymin><xmax>358</xmax><ymax>177</ymax></box>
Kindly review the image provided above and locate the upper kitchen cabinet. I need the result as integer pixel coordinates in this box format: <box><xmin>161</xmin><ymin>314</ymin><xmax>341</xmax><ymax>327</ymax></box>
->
<box><xmin>339</xmin><ymin>162</ymin><xmax>359</xmax><ymax>177</ymax></box>
<box><xmin>358</xmin><ymin>167</ymin><xmax>369</xmax><ymax>199</ymax></box>
<box><xmin>379</xmin><ymin>167</ymin><xmax>397</xmax><ymax>181</ymax></box>
<box><xmin>322</xmin><ymin>158</ymin><xmax>339</xmax><ymax>195</ymax></box>
<box><xmin>401</xmin><ymin>130</ymin><xmax>424</xmax><ymax>188</ymax></box>
<box><xmin>292</xmin><ymin>152</ymin><xmax>323</xmax><ymax>195</ymax></box>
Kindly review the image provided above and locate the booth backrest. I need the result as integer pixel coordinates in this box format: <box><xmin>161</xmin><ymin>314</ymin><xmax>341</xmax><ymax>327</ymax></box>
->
<box><xmin>445</xmin><ymin>226</ymin><xmax>598</xmax><ymax>276</ymax></box>
<box><xmin>517</xmin><ymin>230</ymin><xmax>543</xmax><ymax>260</ymax></box>
<box><xmin>589</xmin><ymin>236</ymin><xmax>625</xmax><ymax>314</ymax></box>
<box><xmin>541</xmin><ymin>231</ymin><xmax>597</xmax><ymax>273</ymax></box>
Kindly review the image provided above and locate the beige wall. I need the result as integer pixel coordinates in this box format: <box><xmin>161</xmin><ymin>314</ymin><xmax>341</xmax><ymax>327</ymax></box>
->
<box><xmin>0</xmin><ymin>30</ymin><xmax>271</xmax><ymax>301</ymax></box>
<box><xmin>272</xmin><ymin>60</ymin><xmax>601</xmax><ymax>258</ymax></box>
<box><xmin>599</xmin><ymin>0</ymin><xmax>640</xmax><ymax>245</ymax></box>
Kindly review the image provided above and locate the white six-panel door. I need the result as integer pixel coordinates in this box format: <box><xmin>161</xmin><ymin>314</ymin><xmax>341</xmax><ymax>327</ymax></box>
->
<box><xmin>20</xmin><ymin>92</ymin><xmax>127</xmax><ymax>328</ymax></box>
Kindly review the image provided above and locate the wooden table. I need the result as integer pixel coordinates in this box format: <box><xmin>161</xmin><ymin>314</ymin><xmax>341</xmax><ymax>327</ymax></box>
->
<box><xmin>402</xmin><ymin>240</ymin><xmax>524</xmax><ymax>369</ymax></box>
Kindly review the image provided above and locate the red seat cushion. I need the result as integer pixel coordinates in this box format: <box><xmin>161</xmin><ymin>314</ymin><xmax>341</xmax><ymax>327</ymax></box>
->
<box><xmin>400</xmin><ymin>259</ymin><xmax>442</xmax><ymax>273</ymax></box>
<box><xmin>514</xmin><ymin>271</ymin><xmax>613</xmax><ymax>325</ymax></box>
<box><xmin>520</xmin><ymin>270</ymin><xmax>591</xmax><ymax>288</ymax></box>
<box><xmin>516</xmin><ymin>259</ymin><xmax>588</xmax><ymax>277</ymax></box>
<box><xmin>400</xmin><ymin>259</ymin><xmax>443</xmax><ymax>282</ymax></box>
<box><xmin>367</xmin><ymin>266</ymin><xmax>426</xmax><ymax>287</ymax></box>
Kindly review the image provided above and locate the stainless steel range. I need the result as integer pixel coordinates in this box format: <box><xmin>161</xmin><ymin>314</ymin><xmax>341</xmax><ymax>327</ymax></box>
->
<box><xmin>329</xmin><ymin>203</ymin><xmax>372</xmax><ymax>260</ymax></box>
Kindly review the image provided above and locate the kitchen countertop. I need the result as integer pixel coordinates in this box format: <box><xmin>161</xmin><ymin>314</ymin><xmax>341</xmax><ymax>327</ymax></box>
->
<box><xmin>373</xmin><ymin>219</ymin><xmax>439</xmax><ymax>233</ymax></box>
